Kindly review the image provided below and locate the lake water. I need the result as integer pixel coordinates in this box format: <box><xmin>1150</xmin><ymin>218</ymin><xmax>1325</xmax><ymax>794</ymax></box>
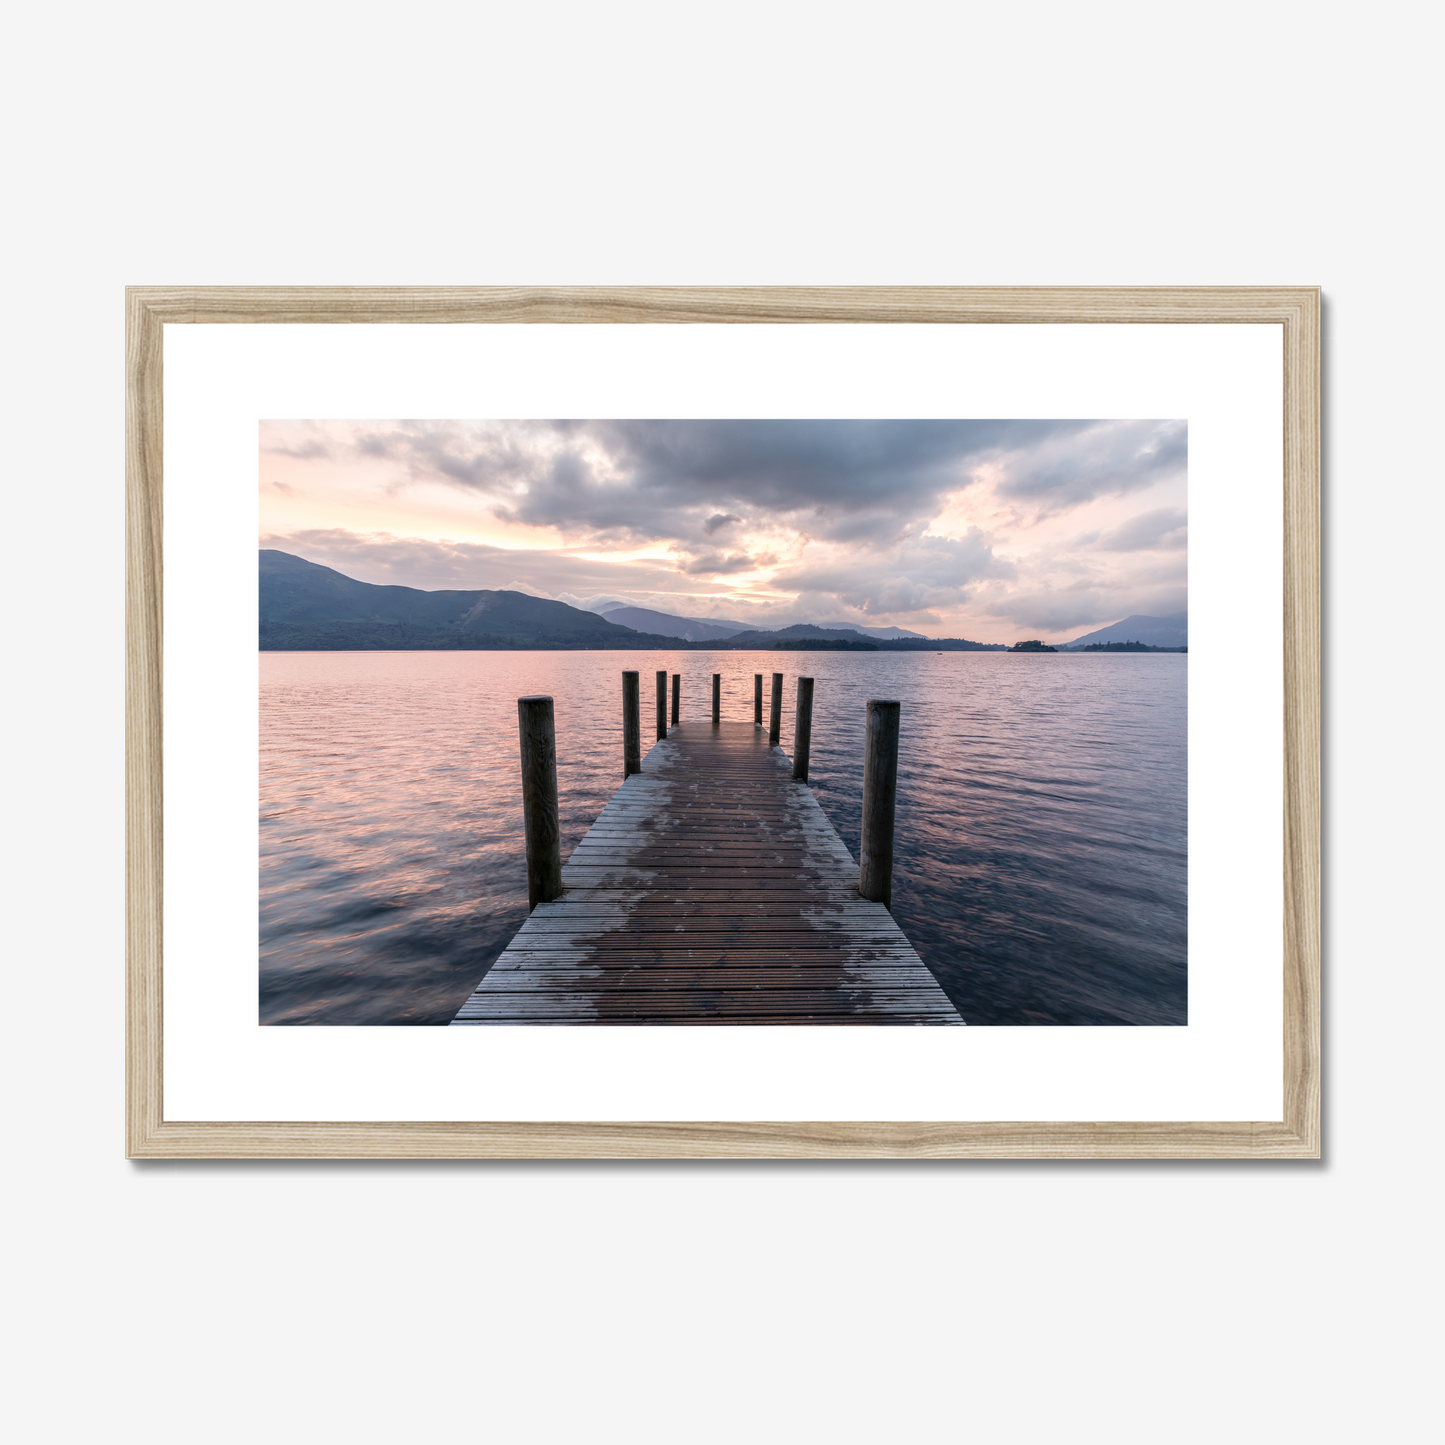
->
<box><xmin>260</xmin><ymin>649</ymin><xmax>1186</xmax><ymax>1026</ymax></box>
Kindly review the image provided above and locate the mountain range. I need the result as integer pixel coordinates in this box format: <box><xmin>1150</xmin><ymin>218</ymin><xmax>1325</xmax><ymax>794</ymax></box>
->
<box><xmin>259</xmin><ymin>550</ymin><xmax>675</xmax><ymax>650</ymax></box>
<box><xmin>259</xmin><ymin>551</ymin><xmax>968</xmax><ymax>651</ymax></box>
<box><xmin>597</xmin><ymin>604</ymin><xmax>926</xmax><ymax>642</ymax></box>
<box><xmin>1056</xmin><ymin>612</ymin><xmax>1188</xmax><ymax>649</ymax></box>
<box><xmin>597</xmin><ymin>606</ymin><xmax>750</xmax><ymax>642</ymax></box>
<box><xmin>711</xmin><ymin>624</ymin><xmax>896</xmax><ymax>649</ymax></box>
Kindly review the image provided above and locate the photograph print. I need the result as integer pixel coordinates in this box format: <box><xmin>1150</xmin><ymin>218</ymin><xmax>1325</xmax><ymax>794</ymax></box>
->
<box><xmin>259</xmin><ymin>419</ymin><xmax>1187</xmax><ymax>1027</ymax></box>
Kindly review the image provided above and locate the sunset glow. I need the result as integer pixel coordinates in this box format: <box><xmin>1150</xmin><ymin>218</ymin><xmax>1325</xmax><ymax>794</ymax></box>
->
<box><xmin>260</xmin><ymin>419</ymin><xmax>1186</xmax><ymax>643</ymax></box>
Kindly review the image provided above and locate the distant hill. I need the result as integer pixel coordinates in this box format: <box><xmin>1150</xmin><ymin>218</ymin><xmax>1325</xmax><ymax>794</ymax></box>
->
<box><xmin>703</xmin><ymin>624</ymin><xmax>991</xmax><ymax>650</ymax></box>
<box><xmin>598</xmin><ymin>606</ymin><xmax>747</xmax><ymax>642</ymax></box>
<box><xmin>1057</xmin><ymin>611</ymin><xmax>1188</xmax><ymax>650</ymax></box>
<box><xmin>714</xmin><ymin>623</ymin><xmax>889</xmax><ymax>649</ymax></box>
<box><xmin>259</xmin><ymin>551</ymin><xmax>677</xmax><ymax>650</ymax></box>
<box><xmin>810</xmin><ymin>621</ymin><xmax>928</xmax><ymax>640</ymax></box>
<box><xmin>710</xmin><ymin>624</ymin><xmax>1003</xmax><ymax>652</ymax></box>
<box><xmin>598</xmin><ymin>605</ymin><xmax>927</xmax><ymax>642</ymax></box>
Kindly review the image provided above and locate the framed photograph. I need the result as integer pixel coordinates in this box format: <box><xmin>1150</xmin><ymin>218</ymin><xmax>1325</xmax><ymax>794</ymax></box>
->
<box><xmin>126</xmin><ymin>286</ymin><xmax>1319</xmax><ymax>1157</ymax></box>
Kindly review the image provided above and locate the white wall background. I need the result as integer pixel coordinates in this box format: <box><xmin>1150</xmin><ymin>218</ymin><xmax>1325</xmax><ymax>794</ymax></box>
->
<box><xmin>5</xmin><ymin>3</ymin><xmax>1438</xmax><ymax>1442</ymax></box>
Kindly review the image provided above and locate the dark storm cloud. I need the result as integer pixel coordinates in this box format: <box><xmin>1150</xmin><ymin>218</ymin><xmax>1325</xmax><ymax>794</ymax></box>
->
<box><xmin>1092</xmin><ymin>506</ymin><xmax>1188</xmax><ymax>551</ymax></box>
<box><xmin>583</xmin><ymin>419</ymin><xmax>1023</xmax><ymax>530</ymax></box>
<box><xmin>991</xmin><ymin>420</ymin><xmax>1186</xmax><ymax>514</ymax></box>
<box><xmin>331</xmin><ymin>419</ymin><xmax>1171</xmax><ymax>547</ymax></box>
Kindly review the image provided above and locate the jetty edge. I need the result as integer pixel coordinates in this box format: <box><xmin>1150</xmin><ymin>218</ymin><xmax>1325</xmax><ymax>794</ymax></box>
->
<box><xmin>451</xmin><ymin>674</ymin><xmax>964</xmax><ymax>1026</ymax></box>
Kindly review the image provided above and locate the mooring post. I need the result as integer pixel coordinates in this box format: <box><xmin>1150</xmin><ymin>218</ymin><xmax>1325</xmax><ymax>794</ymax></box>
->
<box><xmin>860</xmin><ymin>698</ymin><xmax>901</xmax><ymax>909</ymax></box>
<box><xmin>712</xmin><ymin>673</ymin><xmax>721</xmax><ymax>725</ymax></box>
<box><xmin>621</xmin><ymin>670</ymin><xmax>641</xmax><ymax>777</ymax></box>
<box><xmin>768</xmin><ymin>672</ymin><xmax>783</xmax><ymax>745</ymax></box>
<box><xmin>655</xmin><ymin>670</ymin><xmax>668</xmax><ymax>740</ymax></box>
<box><xmin>517</xmin><ymin>695</ymin><xmax>563</xmax><ymax>912</ymax></box>
<box><xmin>792</xmin><ymin>676</ymin><xmax>814</xmax><ymax>781</ymax></box>
<box><xmin>753</xmin><ymin>673</ymin><xmax>763</xmax><ymax>726</ymax></box>
<box><xmin>671</xmin><ymin>672</ymin><xmax>680</xmax><ymax>725</ymax></box>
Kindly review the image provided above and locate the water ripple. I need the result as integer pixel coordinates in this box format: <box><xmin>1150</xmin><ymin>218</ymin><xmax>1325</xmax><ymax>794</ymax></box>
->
<box><xmin>260</xmin><ymin>650</ymin><xmax>1186</xmax><ymax>1025</ymax></box>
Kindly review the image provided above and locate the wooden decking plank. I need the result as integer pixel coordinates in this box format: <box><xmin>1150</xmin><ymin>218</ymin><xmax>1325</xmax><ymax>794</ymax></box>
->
<box><xmin>568</xmin><ymin>845</ymin><xmax>851</xmax><ymax>856</ymax></box>
<box><xmin>455</xmin><ymin>1001</ymin><xmax>960</xmax><ymax>1020</ymax></box>
<box><xmin>460</xmin><ymin>971</ymin><xmax>950</xmax><ymax>990</ymax></box>
<box><xmin>485</xmin><ymin>972</ymin><xmax>939</xmax><ymax>987</ymax></box>
<box><xmin>573</xmin><ymin>831</ymin><xmax>852</xmax><ymax>843</ymax></box>
<box><xmin>454</xmin><ymin>1008</ymin><xmax>951</xmax><ymax>1027</ymax></box>
<box><xmin>556</xmin><ymin>876</ymin><xmax>860</xmax><ymax>889</ymax></box>
<box><xmin>509</xmin><ymin>933</ymin><xmax>919</xmax><ymax>947</ymax></box>
<box><xmin>485</xmin><ymin>966</ymin><xmax>949</xmax><ymax>981</ymax></box>
<box><xmin>551</xmin><ymin>884</ymin><xmax>867</xmax><ymax>895</ymax></box>
<box><xmin>527</xmin><ymin>900</ymin><xmax>890</xmax><ymax>915</ymax></box>
<box><xmin>515</xmin><ymin>920</ymin><xmax>910</xmax><ymax>934</ymax></box>
<box><xmin>455</xmin><ymin>991</ymin><xmax>961</xmax><ymax>1012</ymax></box>
<box><xmin>492</xmin><ymin>952</ymin><xmax>929</xmax><ymax>969</ymax></box>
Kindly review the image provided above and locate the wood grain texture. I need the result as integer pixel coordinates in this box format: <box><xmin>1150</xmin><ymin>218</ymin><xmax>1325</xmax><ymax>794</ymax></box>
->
<box><xmin>126</xmin><ymin>289</ymin><xmax>164</xmax><ymax>1165</ymax></box>
<box><xmin>126</xmin><ymin>284</ymin><xmax>1320</xmax><ymax>1159</ymax></box>
<box><xmin>123</xmin><ymin>284</ymin><xmax>1318</xmax><ymax>327</ymax></box>
<box><xmin>123</xmin><ymin>1119</ymin><xmax>1317</xmax><ymax>1160</ymax></box>
<box><xmin>517</xmin><ymin>695</ymin><xmax>562</xmax><ymax>910</ymax></box>
<box><xmin>1281</xmin><ymin>290</ymin><xmax>1322</xmax><ymax>1157</ymax></box>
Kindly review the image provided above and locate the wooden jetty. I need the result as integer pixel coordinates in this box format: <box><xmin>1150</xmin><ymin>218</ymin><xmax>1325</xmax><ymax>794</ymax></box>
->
<box><xmin>452</xmin><ymin>680</ymin><xmax>963</xmax><ymax>1026</ymax></box>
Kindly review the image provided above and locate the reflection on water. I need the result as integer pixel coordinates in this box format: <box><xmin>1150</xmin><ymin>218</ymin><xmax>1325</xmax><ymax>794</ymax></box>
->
<box><xmin>261</xmin><ymin>649</ymin><xmax>1186</xmax><ymax>1026</ymax></box>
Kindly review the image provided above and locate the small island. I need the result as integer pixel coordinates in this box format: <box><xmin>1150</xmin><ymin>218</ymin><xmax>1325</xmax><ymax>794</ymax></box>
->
<box><xmin>1009</xmin><ymin>639</ymin><xmax>1057</xmax><ymax>653</ymax></box>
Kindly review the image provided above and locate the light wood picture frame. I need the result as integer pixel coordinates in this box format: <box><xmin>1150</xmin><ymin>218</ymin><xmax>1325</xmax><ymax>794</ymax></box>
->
<box><xmin>126</xmin><ymin>286</ymin><xmax>1320</xmax><ymax>1159</ymax></box>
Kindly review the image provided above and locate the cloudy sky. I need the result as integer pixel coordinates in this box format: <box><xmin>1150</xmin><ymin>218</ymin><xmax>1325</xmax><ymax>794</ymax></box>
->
<box><xmin>259</xmin><ymin>419</ymin><xmax>1186</xmax><ymax>643</ymax></box>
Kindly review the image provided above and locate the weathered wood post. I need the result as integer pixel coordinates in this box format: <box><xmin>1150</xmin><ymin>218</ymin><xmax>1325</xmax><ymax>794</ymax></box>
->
<box><xmin>712</xmin><ymin>673</ymin><xmax>721</xmax><ymax>725</ymax></box>
<box><xmin>792</xmin><ymin>676</ymin><xmax>814</xmax><ymax>781</ymax></box>
<box><xmin>753</xmin><ymin>673</ymin><xmax>763</xmax><ymax>726</ymax></box>
<box><xmin>671</xmin><ymin>672</ymin><xmax>681</xmax><ymax>725</ymax></box>
<box><xmin>859</xmin><ymin>698</ymin><xmax>901</xmax><ymax>909</ymax></box>
<box><xmin>655</xmin><ymin>670</ymin><xmax>668</xmax><ymax>740</ymax></box>
<box><xmin>517</xmin><ymin>695</ymin><xmax>563</xmax><ymax>911</ymax></box>
<box><xmin>768</xmin><ymin>671</ymin><xmax>783</xmax><ymax>745</ymax></box>
<box><xmin>622</xmin><ymin>670</ymin><xmax>641</xmax><ymax>777</ymax></box>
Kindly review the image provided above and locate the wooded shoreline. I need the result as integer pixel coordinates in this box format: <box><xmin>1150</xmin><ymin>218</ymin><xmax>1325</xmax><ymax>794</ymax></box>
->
<box><xmin>259</xmin><ymin>622</ymin><xmax>1011</xmax><ymax>652</ymax></box>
